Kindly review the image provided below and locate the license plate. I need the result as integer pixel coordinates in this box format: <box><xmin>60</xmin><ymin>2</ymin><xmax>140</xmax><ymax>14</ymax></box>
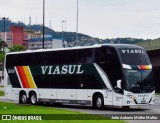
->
<box><xmin>141</xmin><ymin>100</ymin><xmax>146</xmax><ymax>103</ymax></box>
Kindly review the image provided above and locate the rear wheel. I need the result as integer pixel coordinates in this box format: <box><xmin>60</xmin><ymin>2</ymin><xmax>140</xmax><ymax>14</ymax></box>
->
<box><xmin>19</xmin><ymin>93</ymin><xmax>27</xmax><ymax>104</ymax></box>
<box><xmin>29</xmin><ymin>93</ymin><xmax>37</xmax><ymax>105</ymax></box>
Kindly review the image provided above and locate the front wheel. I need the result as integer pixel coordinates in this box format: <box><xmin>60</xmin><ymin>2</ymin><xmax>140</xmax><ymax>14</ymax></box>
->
<box><xmin>93</xmin><ymin>95</ymin><xmax>104</xmax><ymax>109</ymax></box>
<box><xmin>29</xmin><ymin>93</ymin><xmax>37</xmax><ymax>105</ymax></box>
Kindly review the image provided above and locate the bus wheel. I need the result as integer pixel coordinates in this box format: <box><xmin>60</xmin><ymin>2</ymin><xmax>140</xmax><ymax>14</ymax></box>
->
<box><xmin>30</xmin><ymin>93</ymin><xmax>37</xmax><ymax>105</ymax></box>
<box><xmin>122</xmin><ymin>106</ymin><xmax>130</xmax><ymax>110</ymax></box>
<box><xmin>94</xmin><ymin>95</ymin><xmax>104</xmax><ymax>109</ymax></box>
<box><xmin>19</xmin><ymin>93</ymin><xmax>27</xmax><ymax>104</ymax></box>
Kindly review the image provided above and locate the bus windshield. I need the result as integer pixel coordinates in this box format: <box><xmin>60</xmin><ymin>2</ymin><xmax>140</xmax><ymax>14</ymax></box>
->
<box><xmin>125</xmin><ymin>69</ymin><xmax>155</xmax><ymax>93</ymax></box>
<box><xmin>118</xmin><ymin>48</ymin><xmax>150</xmax><ymax>65</ymax></box>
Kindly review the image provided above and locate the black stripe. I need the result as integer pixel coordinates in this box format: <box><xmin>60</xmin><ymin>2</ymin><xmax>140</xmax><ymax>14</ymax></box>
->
<box><xmin>7</xmin><ymin>66</ymin><xmax>21</xmax><ymax>88</ymax></box>
<box><xmin>38</xmin><ymin>98</ymin><xmax>91</xmax><ymax>105</ymax></box>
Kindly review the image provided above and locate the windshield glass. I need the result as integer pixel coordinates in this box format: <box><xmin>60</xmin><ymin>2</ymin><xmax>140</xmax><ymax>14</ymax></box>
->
<box><xmin>118</xmin><ymin>48</ymin><xmax>150</xmax><ymax>65</ymax></box>
<box><xmin>125</xmin><ymin>69</ymin><xmax>155</xmax><ymax>93</ymax></box>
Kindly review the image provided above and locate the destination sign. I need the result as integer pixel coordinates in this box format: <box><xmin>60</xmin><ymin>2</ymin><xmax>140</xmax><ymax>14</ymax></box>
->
<box><xmin>121</xmin><ymin>49</ymin><xmax>145</xmax><ymax>54</ymax></box>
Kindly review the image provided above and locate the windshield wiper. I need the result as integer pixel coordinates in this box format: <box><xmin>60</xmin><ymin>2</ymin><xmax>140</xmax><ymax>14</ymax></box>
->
<box><xmin>136</xmin><ymin>81</ymin><xmax>143</xmax><ymax>87</ymax></box>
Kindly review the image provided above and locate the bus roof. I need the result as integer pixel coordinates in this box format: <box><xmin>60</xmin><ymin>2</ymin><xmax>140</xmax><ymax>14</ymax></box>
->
<box><xmin>6</xmin><ymin>44</ymin><xmax>143</xmax><ymax>55</ymax></box>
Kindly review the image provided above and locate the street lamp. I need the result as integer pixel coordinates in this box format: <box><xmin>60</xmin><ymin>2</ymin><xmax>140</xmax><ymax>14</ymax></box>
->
<box><xmin>62</xmin><ymin>20</ymin><xmax>66</xmax><ymax>48</ymax></box>
<box><xmin>42</xmin><ymin>0</ymin><xmax>45</xmax><ymax>49</ymax></box>
<box><xmin>76</xmin><ymin>0</ymin><xmax>79</xmax><ymax>44</ymax></box>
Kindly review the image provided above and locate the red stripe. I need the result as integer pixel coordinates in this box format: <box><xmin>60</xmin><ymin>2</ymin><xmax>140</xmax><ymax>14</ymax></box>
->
<box><xmin>139</xmin><ymin>65</ymin><xmax>146</xmax><ymax>70</ymax></box>
<box><xmin>16</xmin><ymin>66</ymin><xmax>30</xmax><ymax>88</ymax></box>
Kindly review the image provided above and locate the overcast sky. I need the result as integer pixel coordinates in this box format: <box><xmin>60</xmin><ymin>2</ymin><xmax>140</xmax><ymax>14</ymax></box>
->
<box><xmin>0</xmin><ymin>0</ymin><xmax>160</xmax><ymax>39</ymax></box>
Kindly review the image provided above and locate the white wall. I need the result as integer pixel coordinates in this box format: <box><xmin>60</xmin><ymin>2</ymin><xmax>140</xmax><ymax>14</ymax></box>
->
<box><xmin>52</xmin><ymin>39</ymin><xmax>63</xmax><ymax>49</ymax></box>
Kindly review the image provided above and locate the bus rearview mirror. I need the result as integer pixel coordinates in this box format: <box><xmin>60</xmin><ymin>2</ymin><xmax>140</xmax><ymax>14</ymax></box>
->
<box><xmin>117</xmin><ymin>80</ymin><xmax>122</xmax><ymax>89</ymax></box>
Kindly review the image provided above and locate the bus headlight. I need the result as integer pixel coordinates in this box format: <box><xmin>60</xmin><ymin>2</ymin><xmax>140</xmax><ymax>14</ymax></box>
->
<box><xmin>126</xmin><ymin>94</ymin><xmax>136</xmax><ymax>100</ymax></box>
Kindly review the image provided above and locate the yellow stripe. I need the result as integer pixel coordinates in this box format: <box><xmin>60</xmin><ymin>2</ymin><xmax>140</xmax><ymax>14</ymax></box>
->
<box><xmin>145</xmin><ymin>65</ymin><xmax>150</xmax><ymax>70</ymax></box>
<box><xmin>145</xmin><ymin>66</ymin><xmax>149</xmax><ymax>69</ymax></box>
<box><xmin>23</xmin><ymin>66</ymin><xmax>35</xmax><ymax>88</ymax></box>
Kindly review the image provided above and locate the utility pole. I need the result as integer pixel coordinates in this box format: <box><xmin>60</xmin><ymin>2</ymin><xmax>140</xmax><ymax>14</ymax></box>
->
<box><xmin>76</xmin><ymin>0</ymin><xmax>79</xmax><ymax>44</ymax></box>
<box><xmin>42</xmin><ymin>0</ymin><xmax>45</xmax><ymax>49</ymax></box>
<box><xmin>62</xmin><ymin>20</ymin><xmax>65</xmax><ymax>48</ymax></box>
<box><xmin>1</xmin><ymin>17</ymin><xmax>9</xmax><ymax>80</ymax></box>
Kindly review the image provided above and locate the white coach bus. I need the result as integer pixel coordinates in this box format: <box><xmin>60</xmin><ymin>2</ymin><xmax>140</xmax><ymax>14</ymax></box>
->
<box><xmin>4</xmin><ymin>44</ymin><xmax>155</xmax><ymax>109</ymax></box>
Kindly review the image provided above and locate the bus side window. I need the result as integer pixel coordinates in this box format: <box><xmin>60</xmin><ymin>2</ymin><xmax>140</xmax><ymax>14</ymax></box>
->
<box><xmin>62</xmin><ymin>50</ymin><xmax>77</xmax><ymax>64</ymax></box>
<box><xmin>13</xmin><ymin>55</ymin><xmax>21</xmax><ymax>66</ymax></box>
<box><xmin>77</xmin><ymin>49</ymin><xmax>94</xmax><ymax>63</ymax></box>
<box><xmin>6</xmin><ymin>55</ymin><xmax>12</xmax><ymax>66</ymax></box>
<box><xmin>95</xmin><ymin>48</ymin><xmax>106</xmax><ymax>63</ymax></box>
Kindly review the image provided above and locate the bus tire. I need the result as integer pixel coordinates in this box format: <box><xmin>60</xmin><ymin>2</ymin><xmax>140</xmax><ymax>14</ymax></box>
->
<box><xmin>19</xmin><ymin>92</ymin><xmax>27</xmax><ymax>104</ymax></box>
<box><xmin>93</xmin><ymin>94</ymin><xmax>104</xmax><ymax>109</ymax></box>
<box><xmin>29</xmin><ymin>92</ymin><xmax>37</xmax><ymax>105</ymax></box>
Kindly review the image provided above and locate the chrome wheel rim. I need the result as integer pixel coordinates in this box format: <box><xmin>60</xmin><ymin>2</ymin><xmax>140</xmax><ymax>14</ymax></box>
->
<box><xmin>22</xmin><ymin>95</ymin><xmax>27</xmax><ymax>103</ymax></box>
<box><xmin>96</xmin><ymin>97</ymin><xmax>102</xmax><ymax>108</ymax></box>
<box><xmin>31</xmin><ymin>95</ymin><xmax>36</xmax><ymax>104</ymax></box>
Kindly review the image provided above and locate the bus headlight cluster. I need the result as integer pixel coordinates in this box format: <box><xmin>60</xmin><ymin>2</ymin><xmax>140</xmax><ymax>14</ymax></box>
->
<box><xmin>126</xmin><ymin>94</ymin><xmax>136</xmax><ymax>100</ymax></box>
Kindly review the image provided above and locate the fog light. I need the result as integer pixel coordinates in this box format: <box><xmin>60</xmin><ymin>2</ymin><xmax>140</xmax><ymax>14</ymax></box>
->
<box><xmin>127</xmin><ymin>101</ymin><xmax>130</xmax><ymax>104</ymax></box>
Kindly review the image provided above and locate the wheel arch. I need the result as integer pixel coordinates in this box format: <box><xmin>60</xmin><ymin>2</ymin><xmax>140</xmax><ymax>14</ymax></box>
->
<box><xmin>92</xmin><ymin>92</ymin><xmax>104</xmax><ymax>105</ymax></box>
<box><xmin>29</xmin><ymin>90</ymin><xmax>38</xmax><ymax>104</ymax></box>
<box><xmin>19</xmin><ymin>90</ymin><xmax>27</xmax><ymax>97</ymax></box>
<box><xmin>29</xmin><ymin>90</ymin><xmax>37</xmax><ymax>97</ymax></box>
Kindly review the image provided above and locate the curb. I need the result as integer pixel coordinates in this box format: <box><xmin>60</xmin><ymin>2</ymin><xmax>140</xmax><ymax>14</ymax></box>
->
<box><xmin>0</xmin><ymin>96</ymin><xmax>5</xmax><ymax>99</ymax></box>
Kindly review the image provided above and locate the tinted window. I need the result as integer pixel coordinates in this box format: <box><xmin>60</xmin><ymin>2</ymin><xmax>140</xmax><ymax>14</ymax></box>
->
<box><xmin>125</xmin><ymin>70</ymin><xmax>155</xmax><ymax>93</ymax></box>
<box><xmin>96</xmin><ymin>47</ymin><xmax>123</xmax><ymax>93</ymax></box>
<box><xmin>6</xmin><ymin>48</ymin><xmax>97</xmax><ymax>66</ymax></box>
<box><xmin>46</xmin><ymin>50</ymin><xmax>78</xmax><ymax>64</ymax></box>
<box><xmin>6</xmin><ymin>50</ymin><xmax>76</xmax><ymax>66</ymax></box>
<box><xmin>118</xmin><ymin>48</ymin><xmax>150</xmax><ymax>65</ymax></box>
<box><xmin>77</xmin><ymin>49</ymin><xmax>95</xmax><ymax>63</ymax></box>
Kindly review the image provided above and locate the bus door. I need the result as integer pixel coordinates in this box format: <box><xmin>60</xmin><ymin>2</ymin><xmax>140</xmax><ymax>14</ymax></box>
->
<box><xmin>112</xmin><ymin>80</ymin><xmax>123</xmax><ymax>106</ymax></box>
<box><xmin>112</xmin><ymin>92</ymin><xmax>123</xmax><ymax>106</ymax></box>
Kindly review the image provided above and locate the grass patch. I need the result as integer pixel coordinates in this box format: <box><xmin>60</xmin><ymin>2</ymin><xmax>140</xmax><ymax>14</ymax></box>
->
<box><xmin>0</xmin><ymin>85</ymin><xmax>4</xmax><ymax>88</ymax></box>
<box><xmin>0</xmin><ymin>102</ymin><xmax>126</xmax><ymax>123</ymax></box>
<box><xmin>0</xmin><ymin>91</ymin><xmax>4</xmax><ymax>96</ymax></box>
<box><xmin>156</xmin><ymin>92</ymin><xmax>160</xmax><ymax>96</ymax></box>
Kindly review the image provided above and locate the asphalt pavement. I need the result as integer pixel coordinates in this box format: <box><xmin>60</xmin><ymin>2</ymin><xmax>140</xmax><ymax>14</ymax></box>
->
<box><xmin>0</xmin><ymin>93</ymin><xmax>160</xmax><ymax>123</ymax></box>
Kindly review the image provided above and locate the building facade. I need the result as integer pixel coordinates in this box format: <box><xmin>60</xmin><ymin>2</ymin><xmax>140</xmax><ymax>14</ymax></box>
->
<box><xmin>0</xmin><ymin>32</ymin><xmax>13</xmax><ymax>47</ymax></box>
<box><xmin>28</xmin><ymin>38</ymin><xmax>63</xmax><ymax>50</ymax></box>
<box><xmin>0</xmin><ymin>26</ymin><xmax>23</xmax><ymax>47</ymax></box>
<box><xmin>0</xmin><ymin>26</ymin><xmax>64</xmax><ymax>49</ymax></box>
<box><xmin>10</xmin><ymin>26</ymin><xmax>23</xmax><ymax>46</ymax></box>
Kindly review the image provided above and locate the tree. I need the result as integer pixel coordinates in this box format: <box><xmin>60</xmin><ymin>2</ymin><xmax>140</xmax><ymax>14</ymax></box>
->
<box><xmin>0</xmin><ymin>51</ymin><xmax>3</xmax><ymax>63</ymax></box>
<box><xmin>0</xmin><ymin>40</ymin><xmax>8</xmax><ymax>51</ymax></box>
<box><xmin>0</xmin><ymin>40</ymin><xmax>8</xmax><ymax>71</ymax></box>
<box><xmin>9</xmin><ymin>45</ymin><xmax>25</xmax><ymax>52</ymax></box>
<box><xmin>0</xmin><ymin>40</ymin><xmax>8</xmax><ymax>62</ymax></box>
